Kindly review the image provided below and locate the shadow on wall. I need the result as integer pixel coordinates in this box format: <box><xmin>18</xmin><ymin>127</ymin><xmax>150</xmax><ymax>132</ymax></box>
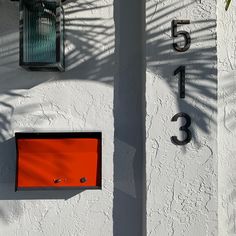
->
<box><xmin>113</xmin><ymin>0</ymin><xmax>146</xmax><ymax>235</ymax></box>
<box><xmin>0</xmin><ymin>0</ymin><xmax>217</xmax><ymax>234</ymax></box>
<box><xmin>114</xmin><ymin>0</ymin><xmax>216</xmax><ymax>234</ymax></box>
<box><xmin>0</xmin><ymin>0</ymin><xmax>114</xmax><ymax>225</ymax></box>
<box><xmin>145</xmin><ymin>0</ymin><xmax>217</xmax><ymax>235</ymax></box>
<box><xmin>146</xmin><ymin>0</ymin><xmax>217</xmax><ymax>144</ymax></box>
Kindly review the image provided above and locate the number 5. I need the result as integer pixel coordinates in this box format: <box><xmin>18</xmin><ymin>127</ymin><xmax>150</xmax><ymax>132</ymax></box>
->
<box><xmin>171</xmin><ymin>20</ymin><xmax>191</xmax><ymax>52</ymax></box>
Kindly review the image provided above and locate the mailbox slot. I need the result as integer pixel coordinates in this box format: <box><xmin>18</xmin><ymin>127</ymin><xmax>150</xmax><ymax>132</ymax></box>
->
<box><xmin>15</xmin><ymin>132</ymin><xmax>102</xmax><ymax>191</ymax></box>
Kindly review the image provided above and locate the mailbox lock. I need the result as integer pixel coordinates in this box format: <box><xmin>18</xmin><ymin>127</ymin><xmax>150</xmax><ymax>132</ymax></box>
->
<box><xmin>80</xmin><ymin>177</ymin><xmax>87</xmax><ymax>183</ymax></box>
<box><xmin>54</xmin><ymin>178</ymin><xmax>62</xmax><ymax>184</ymax></box>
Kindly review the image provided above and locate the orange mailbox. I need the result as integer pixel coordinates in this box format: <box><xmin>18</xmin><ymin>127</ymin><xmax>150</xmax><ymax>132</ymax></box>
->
<box><xmin>15</xmin><ymin>132</ymin><xmax>102</xmax><ymax>191</ymax></box>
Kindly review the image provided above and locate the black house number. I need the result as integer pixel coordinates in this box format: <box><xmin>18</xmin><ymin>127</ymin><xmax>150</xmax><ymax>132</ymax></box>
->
<box><xmin>174</xmin><ymin>66</ymin><xmax>185</xmax><ymax>99</ymax></box>
<box><xmin>171</xmin><ymin>20</ymin><xmax>191</xmax><ymax>52</ymax></box>
<box><xmin>171</xmin><ymin>113</ymin><xmax>192</xmax><ymax>145</ymax></box>
<box><xmin>171</xmin><ymin>20</ymin><xmax>192</xmax><ymax>145</ymax></box>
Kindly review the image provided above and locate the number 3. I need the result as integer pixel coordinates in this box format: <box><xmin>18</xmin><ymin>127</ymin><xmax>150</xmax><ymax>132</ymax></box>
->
<box><xmin>171</xmin><ymin>20</ymin><xmax>191</xmax><ymax>52</ymax></box>
<box><xmin>171</xmin><ymin>113</ymin><xmax>192</xmax><ymax>145</ymax></box>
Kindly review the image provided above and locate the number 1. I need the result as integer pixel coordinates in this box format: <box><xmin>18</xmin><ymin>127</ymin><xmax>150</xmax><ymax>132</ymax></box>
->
<box><xmin>174</xmin><ymin>66</ymin><xmax>185</xmax><ymax>99</ymax></box>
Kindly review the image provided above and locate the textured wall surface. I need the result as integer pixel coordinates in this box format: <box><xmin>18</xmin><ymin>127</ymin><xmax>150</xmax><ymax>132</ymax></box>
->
<box><xmin>218</xmin><ymin>1</ymin><xmax>236</xmax><ymax>235</ymax></box>
<box><xmin>0</xmin><ymin>1</ymin><xmax>114</xmax><ymax>235</ymax></box>
<box><xmin>146</xmin><ymin>0</ymin><xmax>217</xmax><ymax>235</ymax></box>
<box><xmin>2</xmin><ymin>0</ymin><xmax>235</xmax><ymax>235</ymax></box>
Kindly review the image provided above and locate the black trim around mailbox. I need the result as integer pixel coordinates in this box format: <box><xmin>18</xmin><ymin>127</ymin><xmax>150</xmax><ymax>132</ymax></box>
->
<box><xmin>15</xmin><ymin>132</ymin><xmax>102</xmax><ymax>191</ymax></box>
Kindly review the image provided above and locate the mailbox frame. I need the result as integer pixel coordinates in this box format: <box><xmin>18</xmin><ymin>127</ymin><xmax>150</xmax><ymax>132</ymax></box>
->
<box><xmin>15</xmin><ymin>132</ymin><xmax>102</xmax><ymax>191</ymax></box>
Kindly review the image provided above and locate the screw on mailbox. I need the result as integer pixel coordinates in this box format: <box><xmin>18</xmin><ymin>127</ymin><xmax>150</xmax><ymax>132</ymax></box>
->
<box><xmin>80</xmin><ymin>177</ymin><xmax>87</xmax><ymax>183</ymax></box>
<box><xmin>54</xmin><ymin>178</ymin><xmax>62</xmax><ymax>184</ymax></box>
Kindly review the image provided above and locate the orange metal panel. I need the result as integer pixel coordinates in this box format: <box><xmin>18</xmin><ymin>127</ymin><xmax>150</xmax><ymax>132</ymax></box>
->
<box><xmin>15</xmin><ymin>133</ymin><xmax>101</xmax><ymax>190</ymax></box>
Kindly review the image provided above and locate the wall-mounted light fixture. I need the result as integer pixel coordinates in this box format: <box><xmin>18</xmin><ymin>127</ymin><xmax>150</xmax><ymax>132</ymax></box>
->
<box><xmin>19</xmin><ymin>0</ymin><xmax>65</xmax><ymax>71</ymax></box>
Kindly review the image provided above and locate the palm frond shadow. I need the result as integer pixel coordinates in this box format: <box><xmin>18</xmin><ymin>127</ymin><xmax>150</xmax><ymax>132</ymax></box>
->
<box><xmin>146</xmin><ymin>0</ymin><xmax>217</xmax><ymax>147</ymax></box>
<box><xmin>0</xmin><ymin>0</ymin><xmax>114</xmax><ymax>224</ymax></box>
<box><xmin>0</xmin><ymin>0</ymin><xmax>221</xmax><ymax>232</ymax></box>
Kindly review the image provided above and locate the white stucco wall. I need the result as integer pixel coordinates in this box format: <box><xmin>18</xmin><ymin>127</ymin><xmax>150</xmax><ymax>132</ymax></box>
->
<box><xmin>146</xmin><ymin>0</ymin><xmax>217</xmax><ymax>235</ymax></box>
<box><xmin>1</xmin><ymin>0</ymin><xmax>236</xmax><ymax>235</ymax></box>
<box><xmin>218</xmin><ymin>1</ymin><xmax>236</xmax><ymax>235</ymax></box>
<box><xmin>0</xmin><ymin>1</ymin><xmax>114</xmax><ymax>235</ymax></box>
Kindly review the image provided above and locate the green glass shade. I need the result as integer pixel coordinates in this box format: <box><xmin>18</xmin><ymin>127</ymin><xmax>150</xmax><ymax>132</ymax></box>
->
<box><xmin>20</xmin><ymin>0</ymin><xmax>65</xmax><ymax>71</ymax></box>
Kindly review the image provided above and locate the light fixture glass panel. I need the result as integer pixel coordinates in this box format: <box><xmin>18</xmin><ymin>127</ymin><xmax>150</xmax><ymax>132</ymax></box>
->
<box><xmin>23</xmin><ymin>1</ymin><xmax>57</xmax><ymax>63</ymax></box>
<box><xmin>20</xmin><ymin>0</ymin><xmax>65</xmax><ymax>71</ymax></box>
